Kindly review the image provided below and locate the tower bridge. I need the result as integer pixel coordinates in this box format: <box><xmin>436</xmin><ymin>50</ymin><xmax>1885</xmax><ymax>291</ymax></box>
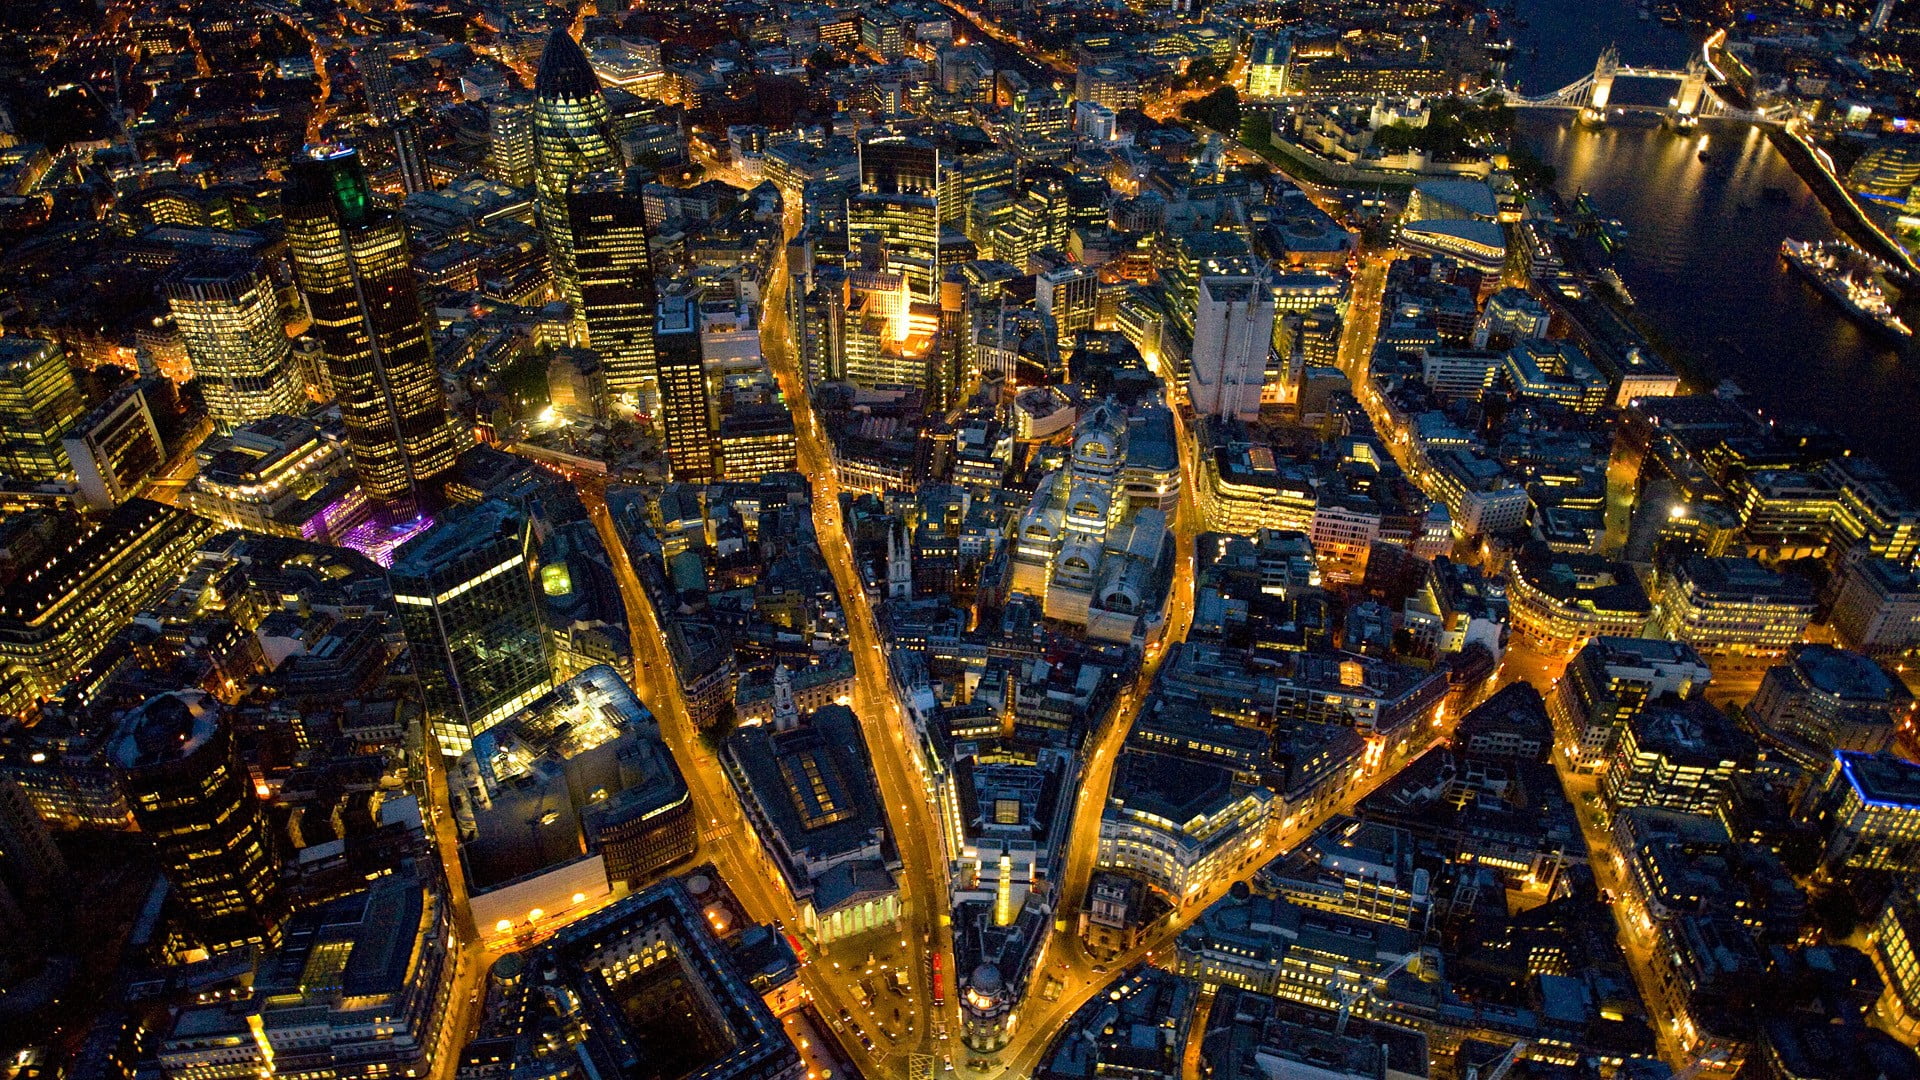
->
<box><xmin>1500</xmin><ymin>45</ymin><xmax>1790</xmax><ymax>126</ymax></box>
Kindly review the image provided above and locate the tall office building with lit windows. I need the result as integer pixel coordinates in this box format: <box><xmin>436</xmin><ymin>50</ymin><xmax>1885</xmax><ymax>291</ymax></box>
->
<box><xmin>1189</xmin><ymin>275</ymin><xmax>1275</xmax><ymax>423</ymax></box>
<box><xmin>488</xmin><ymin>91</ymin><xmax>537</xmax><ymax>188</ymax></box>
<box><xmin>1036</xmin><ymin>264</ymin><xmax>1098</xmax><ymax>344</ymax></box>
<box><xmin>390</xmin><ymin>116</ymin><xmax>431</xmax><ymax>193</ymax></box>
<box><xmin>860</xmin><ymin>132</ymin><xmax>939</xmax><ymax>196</ymax></box>
<box><xmin>849</xmin><ymin>193</ymin><xmax>941</xmax><ymax>303</ymax></box>
<box><xmin>389</xmin><ymin>499</ymin><xmax>554</xmax><ymax>754</ymax></box>
<box><xmin>356</xmin><ymin>42</ymin><xmax>401</xmax><ymax>120</ymax></box>
<box><xmin>285</xmin><ymin>146</ymin><xmax>462</xmax><ymax>516</ymax></box>
<box><xmin>533</xmin><ymin>27</ymin><xmax>623</xmax><ymax>328</ymax></box>
<box><xmin>568</xmin><ymin>168</ymin><xmax>657</xmax><ymax>406</ymax></box>
<box><xmin>0</xmin><ymin>336</ymin><xmax>85</xmax><ymax>482</ymax></box>
<box><xmin>164</xmin><ymin>257</ymin><xmax>308</xmax><ymax>434</ymax></box>
<box><xmin>655</xmin><ymin>289</ymin><xmax>715</xmax><ymax>483</ymax></box>
<box><xmin>110</xmin><ymin>690</ymin><xmax>284</xmax><ymax>953</ymax></box>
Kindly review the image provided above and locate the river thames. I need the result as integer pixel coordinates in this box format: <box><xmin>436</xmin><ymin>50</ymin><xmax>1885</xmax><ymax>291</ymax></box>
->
<box><xmin>1508</xmin><ymin>0</ymin><xmax>1920</xmax><ymax>487</ymax></box>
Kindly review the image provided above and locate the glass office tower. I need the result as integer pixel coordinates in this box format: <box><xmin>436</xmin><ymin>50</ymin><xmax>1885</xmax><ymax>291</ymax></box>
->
<box><xmin>567</xmin><ymin>168</ymin><xmax>658</xmax><ymax>408</ymax></box>
<box><xmin>388</xmin><ymin>499</ymin><xmax>555</xmax><ymax>754</ymax></box>
<box><xmin>0</xmin><ymin>336</ymin><xmax>85</xmax><ymax>481</ymax></box>
<box><xmin>110</xmin><ymin>690</ymin><xmax>285</xmax><ymax>953</ymax></box>
<box><xmin>284</xmin><ymin>145</ymin><xmax>462</xmax><ymax>517</ymax></box>
<box><xmin>164</xmin><ymin>256</ymin><xmax>308</xmax><ymax>434</ymax></box>
<box><xmin>533</xmin><ymin>27</ymin><xmax>623</xmax><ymax>331</ymax></box>
<box><xmin>655</xmin><ymin>288</ymin><xmax>715</xmax><ymax>483</ymax></box>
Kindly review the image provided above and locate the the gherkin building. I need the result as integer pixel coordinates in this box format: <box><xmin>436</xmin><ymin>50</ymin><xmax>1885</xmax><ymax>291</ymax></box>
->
<box><xmin>533</xmin><ymin>27</ymin><xmax>623</xmax><ymax>329</ymax></box>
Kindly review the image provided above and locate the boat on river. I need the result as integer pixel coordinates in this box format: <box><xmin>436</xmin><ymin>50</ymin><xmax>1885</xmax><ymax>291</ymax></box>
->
<box><xmin>1780</xmin><ymin>238</ymin><xmax>1912</xmax><ymax>339</ymax></box>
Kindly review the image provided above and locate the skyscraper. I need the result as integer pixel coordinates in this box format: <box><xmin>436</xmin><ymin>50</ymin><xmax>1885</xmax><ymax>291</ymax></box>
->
<box><xmin>655</xmin><ymin>289</ymin><xmax>715</xmax><ymax>483</ymax></box>
<box><xmin>488</xmin><ymin>91</ymin><xmax>537</xmax><ymax>188</ymax></box>
<box><xmin>849</xmin><ymin>193</ymin><xmax>941</xmax><ymax>303</ymax></box>
<box><xmin>860</xmin><ymin>132</ymin><xmax>940</xmax><ymax>197</ymax></box>
<box><xmin>0</xmin><ymin>336</ymin><xmax>85</xmax><ymax>482</ymax></box>
<box><xmin>390</xmin><ymin>116</ymin><xmax>430</xmax><ymax>194</ymax></box>
<box><xmin>284</xmin><ymin>146</ymin><xmax>462</xmax><ymax>516</ymax></box>
<box><xmin>64</xmin><ymin>381</ymin><xmax>167</xmax><ymax>510</ymax></box>
<box><xmin>567</xmin><ymin>168</ymin><xmax>657</xmax><ymax>407</ymax></box>
<box><xmin>109</xmin><ymin>690</ymin><xmax>284</xmax><ymax>953</ymax></box>
<box><xmin>1188</xmin><ymin>275</ymin><xmax>1274</xmax><ymax>422</ymax></box>
<box><xmin>165</xmin><ymin>257</ymin><xmax>309</xmax><ymax>434</ymax></box>
<box><xmin>533</xmin><ymin>27</ymin><xmax>623</xmax><ymax>329</ymax></box>
<box><xmin>356</xmin><ymin>42</ymin><xmax>401</xmax><ymax>121</ymax></box>
<box><xmin>389</xmin><ymin>499</ymin><xmax>554</xmax><ymax>754</ymax></box>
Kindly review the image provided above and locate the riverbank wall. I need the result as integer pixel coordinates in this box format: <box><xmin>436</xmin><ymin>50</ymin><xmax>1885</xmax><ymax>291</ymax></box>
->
<box><xmin>1767</xmin><ymin>127</ymin><xmax>1920</xmax><ymax>286</ymax></box>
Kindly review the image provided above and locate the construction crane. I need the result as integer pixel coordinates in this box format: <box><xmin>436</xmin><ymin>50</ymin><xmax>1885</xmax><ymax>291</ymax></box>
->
<box><xmin>1331</xmin><ymin>947</ymin><xmax>1439</xmax><ymax>1035</ymax></box>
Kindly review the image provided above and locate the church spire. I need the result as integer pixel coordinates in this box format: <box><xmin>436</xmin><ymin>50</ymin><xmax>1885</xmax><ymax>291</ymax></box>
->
<box><xmin>771</xmin><ymin>662</ymin><xmax>799</xmax><ymax>731</ymax></box>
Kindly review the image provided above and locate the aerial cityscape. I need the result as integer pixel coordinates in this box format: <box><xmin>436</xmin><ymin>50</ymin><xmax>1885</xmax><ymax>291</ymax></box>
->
<box><xmin>2</xmin><ymin>0</ymin><xmax>1920</xmax><ymax>1077</ymax></box>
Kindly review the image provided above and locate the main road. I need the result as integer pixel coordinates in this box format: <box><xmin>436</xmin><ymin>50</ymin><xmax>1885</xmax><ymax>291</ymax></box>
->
<box><xmin>582</xmin><ymin>479</ymin><xmax>933</xmax><ymax>1077</ymax></box>
<box><xmin>560</xmin><ymin>189</ymin><xmax>961</xmax><ymax>1073</ymax></box>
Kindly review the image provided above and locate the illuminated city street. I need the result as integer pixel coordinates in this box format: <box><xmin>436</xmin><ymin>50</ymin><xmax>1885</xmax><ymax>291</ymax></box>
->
<box><xmin>1</xmin><ymin>1</ymin><xmax>1919</xmax><ymax>1079</ymax></box>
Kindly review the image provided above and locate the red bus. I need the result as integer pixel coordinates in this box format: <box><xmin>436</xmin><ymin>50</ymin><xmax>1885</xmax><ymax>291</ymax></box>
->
<box><xmin>928</xmin><ymin>951</ymin><xmax>945</xmax><ymax>1007</ymax></box>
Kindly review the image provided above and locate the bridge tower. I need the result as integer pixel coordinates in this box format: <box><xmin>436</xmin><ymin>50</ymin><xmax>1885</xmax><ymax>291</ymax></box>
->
<box><xmin>1671</xmin><ymin>54</ymin><xmax>1709</xmax><ymax>127</ymax></box>
<box><xmin>1584</xmin><ymin>46</ymin><xmax>1620</xmax><ymax>121</ymax></box>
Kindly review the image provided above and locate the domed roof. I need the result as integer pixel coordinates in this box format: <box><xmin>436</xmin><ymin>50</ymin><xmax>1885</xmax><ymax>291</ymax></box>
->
<box><xmin>536</xmin><ymin>27</ymin><xmax>601</xmax><ymax>100</ymax></box>
<box><xmin>969</xmin><ymin>963</ymin><xmax>1004</xmax><ymax>995</ymax></box>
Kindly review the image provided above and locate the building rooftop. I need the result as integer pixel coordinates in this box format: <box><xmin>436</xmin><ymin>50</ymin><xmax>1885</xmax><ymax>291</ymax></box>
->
<box><xmin>1413</xmin><ymin>178</ymin><xmax>1498</xmax><ymax>218</ymax></box>
<box><xmin>0</xmin><ymin>498</ymin><xmax>189</xmax><ymax>622</ymax></box>
<box><xmin>724</xmin><ymin>703</ymin><xmax>894</xmax><ymax>888</ymax></box>
<box><xmin>1124</xmin><ymin>403</ymin><xmax>1178</xmax><ymax>474</ymax></box>
<box><xmin>1789</xmin><ymin>643</ymin><xmax>1911</xmax><ymax>703</ymax></box>
<box><xmin>455</xmin><ymin>666</ymin><xmax>685</xmax><ymax>893</ymax></box>
<box><xmin>256</xmin><ymin>870</ymin><xmax>433</xmax><ymax>1010</ymax></box>
<box><xmin>1453</xmin><ymin>681</ymin><xmax>1552</xmax><ymax>760</ymax></box>
<box><xmin>1670</xmin><ymin>554</ymin><xmax>1816</xmax><ymax>604</ymax></box>
<box><xmin>1514</xmin><ymin>549</ymin><xmax>1651</xmax><ymax>615</ymax></box>
<box><xmin>1182</xmin><ymin>891</ymin><xmax>1419</xmax><ymax>972</ymax></box>
<box><xmin>496</xmin><ymin>878</ymin><xmax>803</xmax><ymax>1080</ymax></box>
<box><xmin>1203</xmin><ymin>986</ymin><xmax>1429</xmax><ymax>1080</ymax></box>
<box><xmin>1836</xmin><ymin>750</ymin><xmax>1920</xmax><ymax>809</ymax></box>
<box><xmin>107</xmin><ymin>690</ymin><xmax>220</xmax><ymax>771</ymax></box>
<box><xmin>1109</xmin><ymin>747</ymin><xmax>1236</xmax><ymax>826</ymax></box>
<box><xmin>1037</xmin><ymin>966</ymin><xmax>1196</xmax><ymax>1080</ymax></box>
<box><xmin>1402</xmin><ymin>217</ymin><xmax>1506</xmax><ymax>250</ymax></box>
<box><xmin>1199</xmin><ymin>276</ymin><xmax>1263</xmax><ymax>305</ymax></box>
<box><xmin>1625</xmin><ymin>700</ymin><xmax>1749</xmax><ymax>766</ymax></box>
<box><xmin>195</xmin><ymin>415</ymin><xmax>331</xmax><ymax>486</ymax></box>
<box><xmin>1582</xmin><ymin>635</ymin><xmax>1710</xmax><ymax>670</ymax></box>
<box><xmin>388</xmin><ymin>498</ymin><xmax>522</xmax><ymax>579</ymax></box>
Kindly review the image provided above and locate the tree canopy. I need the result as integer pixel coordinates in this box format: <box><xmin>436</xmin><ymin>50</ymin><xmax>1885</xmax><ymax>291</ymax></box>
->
<box><xmin>1182</xmin><ymin>85</ymin><xmax>1242</xmax><ymax>135</ymax></box>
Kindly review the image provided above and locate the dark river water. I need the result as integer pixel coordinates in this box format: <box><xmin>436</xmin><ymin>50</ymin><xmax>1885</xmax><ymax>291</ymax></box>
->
<box><xmin>1507</xmin><ymin>0</ymin><xmax>1920</xmax><ymax>488</ymax></box>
